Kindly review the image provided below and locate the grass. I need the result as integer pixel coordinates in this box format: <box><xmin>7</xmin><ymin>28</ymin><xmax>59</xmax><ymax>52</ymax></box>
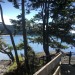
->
<box><xmin>7</xmin><ymin>52</ymin><xmax>55</xmax><ymax>74</ymax></box>
<box><xmin>7</xmin><ymin>55</ymin><xmax>24</xmax><ymax>72</ymax></box>
<box><xmin>8</xmin><ymin>62</ymin><xmax>17</xmax><ymax>72</ymax></box>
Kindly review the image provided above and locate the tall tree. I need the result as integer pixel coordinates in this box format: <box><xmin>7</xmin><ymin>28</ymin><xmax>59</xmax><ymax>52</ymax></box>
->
<box><xmin>42</xmin><ymin>1</ymin><xmax>51</xmax><ymax>62</ymax></box>
<box><xmin>7</xmin><ymin>0</ymin><xmax>75</xmax><ymax>63</ymax></box>
<box><xmin>27</xmin><ymin>0</ymin><xmax>75</xmax><ymax>62</ymax></box>
<box><xmin>7</xmin><ymin>0</ymin><xmax>31</xmax><ymax>74</ymax></box>
<box><xmin>0</xmin><ymin>4</ymin><xmax>20</xmax><ymax>67</ymax></box>
<box><xmin>21</xmin><ymin>0</ymin><xmax>30</xmax><ymax>74</ymax></box>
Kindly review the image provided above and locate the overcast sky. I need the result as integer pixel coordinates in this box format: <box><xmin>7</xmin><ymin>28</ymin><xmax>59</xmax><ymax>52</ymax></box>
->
<box><xmin>0</xmin><ymin>0</ymin><xmax>38</xmax><ymax>25</ymax></box>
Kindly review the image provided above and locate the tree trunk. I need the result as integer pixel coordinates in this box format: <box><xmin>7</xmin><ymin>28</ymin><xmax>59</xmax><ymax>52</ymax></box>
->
<box><xmin>8</xmin><ymin>51</ymin><xmax>14</xmax><ymax>62</ymax></box>
<box><xmin>42</xmin><ymin>2</ymin><xmax>51</xmax><ymax>63</ymax></box>
<box><xmin>21</xmin><ymin>0</ymin><xmax>30</xmax><ymax>74</ymax></box>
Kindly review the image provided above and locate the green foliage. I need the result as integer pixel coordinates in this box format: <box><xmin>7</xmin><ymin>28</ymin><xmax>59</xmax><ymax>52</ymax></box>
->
<box><xmin>28</xmin><ymin>36</ymin><xmax>68</xmax><ymax>49</ymax></box>
<box><xmin>8</xmin><ymin>0</ymin><xmax>19</xmax><ymax>9</ymax></box>
<box><xmin>49</xmin><ymin>42</ymin><xmax>68</xmax><ymax>49</ymax></box>
<box><xmin>0</xmin><ymin>37</ymin><xmax>7</xmax><ymax>47</ymax></box>
<box><xmin>16</xmin><ymin>42</ymin><xmax>35</xmax><ymax>56</ymax></box>
<box><xmin>28</xmin><ymin>0</ymin><xmax>75</xmax><ymax>48</ymax></box>
<box><xmin>10</xmin><ymin>18</ymin><xmax>34</xmax><ymax>35</ymax></box>
<box><xmin>28</xmin><ymin>36</ymin><xmax>43</xmax><ymax>44</ymax></box>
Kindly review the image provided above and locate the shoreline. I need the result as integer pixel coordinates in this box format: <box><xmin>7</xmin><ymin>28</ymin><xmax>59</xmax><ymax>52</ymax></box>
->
<box><xmin>0</xmin><ymin>53</ymin><xmax>75</xmax><ymax>75</ymax></box>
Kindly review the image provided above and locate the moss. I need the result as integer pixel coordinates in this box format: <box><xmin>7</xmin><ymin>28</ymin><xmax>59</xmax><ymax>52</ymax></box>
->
<box><xmin>7</xmin><ymin>62</ymin><xmax>17</xmax><ymax>72</ymax></box>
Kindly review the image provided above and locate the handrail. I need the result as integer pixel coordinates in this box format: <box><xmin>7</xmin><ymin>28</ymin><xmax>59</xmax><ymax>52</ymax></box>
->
<box><xmin>53</xmin><ymin>64</ymin><xmax>61</xmax><ymax>75</ymax></box>
<box><xmin>33</xmin><ymin>53</ymin><xmax>62</xmax><ymax>75</ymax></box>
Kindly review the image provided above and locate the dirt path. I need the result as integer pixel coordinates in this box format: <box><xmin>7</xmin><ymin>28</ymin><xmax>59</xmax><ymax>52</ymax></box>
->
<box><xmin>0</xmin><ymin>60</ymin><xmax>11</xmax><ymax>75</ymax></box>
<box><xmin>0</xmin><ymin>65</ymin><xmax>7</xmax><ymax>75</ymax></box>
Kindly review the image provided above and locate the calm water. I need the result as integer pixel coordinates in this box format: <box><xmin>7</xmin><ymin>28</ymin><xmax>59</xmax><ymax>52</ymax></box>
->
<box><xmin>0</xmin><ymin>35</ymin><xmax>75</xmax><ymax>60</ymax></box>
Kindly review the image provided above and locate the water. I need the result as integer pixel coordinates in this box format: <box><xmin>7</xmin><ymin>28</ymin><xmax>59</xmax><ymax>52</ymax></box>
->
<box><xmin>0</xmin><ymin>35</ymin><xmax>75</xmax><ymax>60</ymax></box>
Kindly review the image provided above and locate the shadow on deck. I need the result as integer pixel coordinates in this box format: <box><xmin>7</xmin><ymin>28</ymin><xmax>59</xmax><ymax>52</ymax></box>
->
<box><xmin>61</xmin><ymin>64</ymin><xmax>75</xmax><ymax>75</ymax></box>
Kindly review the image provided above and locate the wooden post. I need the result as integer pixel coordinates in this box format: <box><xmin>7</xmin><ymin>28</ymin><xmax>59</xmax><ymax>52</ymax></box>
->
<box><xmin>69</xmin><ymin>51</ymin><xmax>71</xmax><ymax>65</ymax></box>
<box><xmin>43</xmin><ymin>56</ymin><xmax>44</xmax><ymax>65</ymax></box>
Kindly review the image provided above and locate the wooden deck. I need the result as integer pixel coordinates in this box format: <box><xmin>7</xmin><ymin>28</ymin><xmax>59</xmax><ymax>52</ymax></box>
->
<box><xmin>61</xmin><ymin>64</ymin><xmax>75</xmax><ymax>75</ymax></box>
<box><xmin>61</xmin><ymin>56</ymin><xmax>75</xmax><ymax>75</ymax></box>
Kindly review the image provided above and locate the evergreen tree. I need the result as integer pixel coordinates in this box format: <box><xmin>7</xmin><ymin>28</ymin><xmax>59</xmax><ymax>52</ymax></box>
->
<box><xmin>7</xmin><ymin>0</ymin><xmax>31</xmax><ymax>74</ymax></box>
<box><xmin>7</xmin><ymin>0</ymin><xmax>75</xmax><ymax>63</ymax></box>
<box><xmin>26</xmin><ymin>0</ymin><xmax>75</xmax><ymax>62</ymax></box>
<box><xmin>0</xmin><ymin>4</ymin><xmax>20</xmax><ymax>67</ymax></box>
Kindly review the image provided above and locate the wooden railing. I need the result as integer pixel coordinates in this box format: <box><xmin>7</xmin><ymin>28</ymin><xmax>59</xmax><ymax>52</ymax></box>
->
<box><xmin>33</xmin><ymin>53</ymin><xmax>62</xmax><ymax>75</ymax></box>
<box><xmin>53</xmin><ymin>63</ymin><xmax>61</xmax><ymax>75</ymax></box>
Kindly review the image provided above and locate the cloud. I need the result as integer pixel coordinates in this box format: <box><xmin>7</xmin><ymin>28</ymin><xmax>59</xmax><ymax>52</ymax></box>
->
<box><xmin>0</xmin><ymin>15</ymin><xmax>12</xmax><ymax>25</ymax></box>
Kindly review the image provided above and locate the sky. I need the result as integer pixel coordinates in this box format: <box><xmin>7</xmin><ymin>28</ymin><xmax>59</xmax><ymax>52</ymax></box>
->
<box><xmin>0</xmin><ymin>0</ymin><xmax>75</xmax><ymax>33</ymax></box>
<box><xmin>0</xmin><ymin>0</ymin><xmax>38</xmax><ymax>25</ymax></box>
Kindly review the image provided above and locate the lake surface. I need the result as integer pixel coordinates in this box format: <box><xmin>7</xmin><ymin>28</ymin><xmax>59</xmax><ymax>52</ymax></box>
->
<box><xmin>0</xmin><ymin>35</ymin><xmax>75</xmax><ymax>60</ymax></box>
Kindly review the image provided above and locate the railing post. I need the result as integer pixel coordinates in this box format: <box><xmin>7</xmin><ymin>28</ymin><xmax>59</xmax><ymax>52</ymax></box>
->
<box><xmin>59</xmin><ymin>62</ymin><xmax>61</xmax><ymax>75</ymax></box>
<box><xmin>69</xmin><ymin>51</ymin><xmax>72</xmax><ymax>65</ymax></box>
<box><xmin>43</xmin><ymin>56</ymin><xmax>44</xmax><ymax>65</ymax></box>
